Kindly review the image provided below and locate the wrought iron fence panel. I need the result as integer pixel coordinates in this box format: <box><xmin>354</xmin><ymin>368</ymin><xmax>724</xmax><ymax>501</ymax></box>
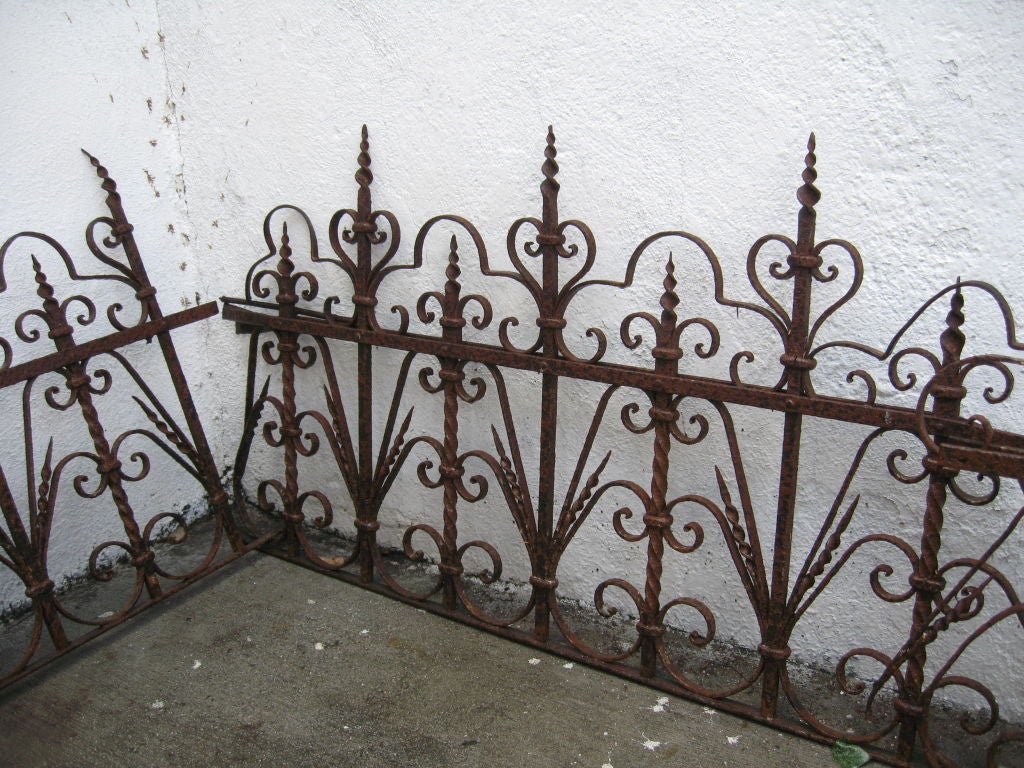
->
<box><xmin>218</xmin><ymin>126</ymin><xmax>1023</xmax><ymax>767</ymax></box>
<box><xmin>0</xmin><ymin>154</ymin><xmax>256</xmax><ymax>687</ymax></box>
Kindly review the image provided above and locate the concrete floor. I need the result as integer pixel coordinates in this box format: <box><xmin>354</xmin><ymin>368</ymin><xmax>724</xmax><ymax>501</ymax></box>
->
<box><xmin>0</xmin><ymin>553</ymin><xmax>836</xmax><ymax>768</ymax></box>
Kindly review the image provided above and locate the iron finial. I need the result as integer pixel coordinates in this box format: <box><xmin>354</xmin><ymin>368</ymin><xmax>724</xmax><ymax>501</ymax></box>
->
<box><xmin>445</xmin><ymin>234</ymin><xmax>461</xmax><ymax>289</ymax></box>
<box><xmin>355</xmin><ymin>124</ymin><xmax>373</xmax><ymax>189</ymax></box>
<box><xmin>797</xmin><ymin>133</ymin><xmax>820</xmax><ymax>211</ymax></box>
<box><xmin>30</xmin><ymin>256</ymin><xmax>65</xmax><ymax>330</ymax></box>
<box><xmin>660</xmin><ymin>253</ymin><xmax>679</xmax><ymax>327</ymax></box>
<box><xmin>277</xmin><ymin>221</ymin><xmax>293</xmax><ymax>276</ymax></box>
<box><xmin>940</xmin><ymin>280</ymin><xmax>966</xmax><ymax>366</ymax></box>
<box><xmin>542</xmin><ymin>125</ymin><xmax>560</xmax><ymax>193</ymax></box>
<box><xmin>540</xmin><ymin>125</ymin><xmax>560</xmax><ymax>229</ymax></box>
<box><xmin>81</xmin><ymin>149</ymin><xmax>119</xmax><ymax>196</ymax></box>
<box><xmin>82</xmin><ymin>148</ymin><xmax>125</xmax><ymax>218</ymax></box>
<box><xmin>30</xmin><ymin>255</ymin><xmax>54</xmax><ymax>301</ymax></box>
<box><xmin>795</xmin><ymin>133</ymin><xmax>820</xmax><ymax>253</ymax></box>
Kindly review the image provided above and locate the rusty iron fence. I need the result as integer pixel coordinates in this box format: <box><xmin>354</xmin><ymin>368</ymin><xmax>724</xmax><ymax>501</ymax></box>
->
<box><xmin>222</xmin><ymin>127</ymin><xmax>1024</xmax><ymax>767</ymax></box>
<box><xmin>0</xmin><ymin>154</ymin><xmax>259</xmax><ymax>687</ymax></box>
<box><xmin>1</xmin><ymin>131</ymin><xmax>1021</xmax><ymax>766</ymax></box>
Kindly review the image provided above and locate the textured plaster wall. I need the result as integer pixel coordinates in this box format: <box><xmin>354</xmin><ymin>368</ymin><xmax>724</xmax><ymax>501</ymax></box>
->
<box><xmin>2</xmin><ymin>0</ymin><xmax>1023</xmax><ymax>716</ymax></box>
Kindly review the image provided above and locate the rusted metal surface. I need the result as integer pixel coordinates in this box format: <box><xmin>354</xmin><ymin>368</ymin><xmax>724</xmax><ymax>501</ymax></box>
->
<box><xmin>225</xmin><ymin>127</ymin><xmax>1024</xmax><ymax>767</ymax></box>
<box><xmin>0</xmin><ymin>153</ymin><xmax>256</xmax><ymax>688</ymax></box>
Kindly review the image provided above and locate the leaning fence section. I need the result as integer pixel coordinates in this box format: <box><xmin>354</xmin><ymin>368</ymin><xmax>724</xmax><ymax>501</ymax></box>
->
<box><xmin>224</xmin><ymin>127</ymin><xmax>1024</xmax><ymax>767</ymax></box>
<box><xmin>0</xmin><ymin>155</ymin><xmax>256</xmax><ymax>688</ymax></box>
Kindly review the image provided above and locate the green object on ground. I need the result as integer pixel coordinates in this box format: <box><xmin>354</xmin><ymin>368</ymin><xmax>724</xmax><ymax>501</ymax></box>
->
<box><xmin>831</xmin><ymin>739</ymin><xmax>870</xmax><ymax>768</ymax></box>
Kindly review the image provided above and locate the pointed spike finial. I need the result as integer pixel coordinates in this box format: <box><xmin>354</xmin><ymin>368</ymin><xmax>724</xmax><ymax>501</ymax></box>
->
<box><xmin>30</xmin><ymin>255</ymin><xmax>57</xmax><ymax>306</ymax></box>
<box><xmin>542</xmin><ymin>125</ymin><xmax>559</xmax><ymax>189</ymax></box>
<box><xmin>81</xmin><ymin>148</ymin><xmax>121</xmax><ymax>203</ymax></box>
<box><xmin>280</xmin><ymin>221</ymin><xmax>291</xmax><ymax>252</ymax></box>
<box><xmin>797</xmin><ymin>132</ymin><xmax>820</xmax><ymax>211</ymax></box>
<box><xmin>540</xmin><ymin>125</ymin><xmax>561</xmax><ymax>228</ymax></box>
<box><xmin>941</xmin><ymin>280</ymin><xmax>966</xmax><ymax>365</ymax></box>
<box><xmin>445</xmin><ymin>234</ymin><xmax>461</xmax><ymax>288</ymax></box>
<box><xmin>277</xmin><ymin>222</ymin><xmax>293</xmax><ymax>276</ymax></box>
<box><xmin>81</xmin><ymin>147</ymin><xmax>106</xmax><ymax>176</ymax></box>
<box><xmin>31</xmin><ymin>255</ymin><xmax>54</xmax><ymax>297</ymax></box>
<box><xmin>660</xmin><ymin>252</ymin><xmax>679</xmax><ymax>322</ymax></box>
<box><xmin>355</xmin><ymin>125</ymin><xmax>373</xmax><ymax>189</ymax></box>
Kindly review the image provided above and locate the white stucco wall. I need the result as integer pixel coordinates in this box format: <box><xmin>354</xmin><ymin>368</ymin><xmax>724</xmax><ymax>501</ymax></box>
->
<box><xmin>2</xmin><ymin>0</ymin><xmax>1023</xmax><ymax>719</ymax></box>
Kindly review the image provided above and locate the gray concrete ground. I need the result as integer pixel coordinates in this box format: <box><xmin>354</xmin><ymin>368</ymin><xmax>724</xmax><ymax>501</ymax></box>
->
<box><xmin>0</xmin><ymin>554</ymin><xmax>836</xmax><ymax>768</ymax></box>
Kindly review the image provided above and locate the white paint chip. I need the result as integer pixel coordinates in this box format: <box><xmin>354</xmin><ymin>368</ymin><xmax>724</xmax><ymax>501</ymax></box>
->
<box><xmin>314</xmin><ymin>642</ymin><xmax>324</xmax><ymax>651</ymax></box>
<box><xmin>191</xmin><ymin>659</ymin><xmax>201</xmax><ymax>670</ymax></box>
<box><xmin>150</xmin><ymin>700</ymin><xmax>165</xmax><ymax>710</ymax></box>
<box><xmin>642</xmin><ymin>738</ymin><xmax>661</xmax><ymax>751</ymax></box>
<box><xmin>651</xmin><ymin>704</ymin><xmax>665</xmax><ymax>713</ymax></box>
<box><xmin>703</xmin><ymin>707</ymin><xmax>718</xmax><ymax>716</ymax></box>
<box><xmin>562</xmin><ymin>662</ymin><xmax>574</xmax><ymax>669</ymax></box>
<box><xmin>307</xmin><ymin>599</ymin><xmax>316</xmax><ymax>605</ymax></box>
<box><xmin>727</xmin><ymin>736</ymin><xmax>740</xmax><ymax>745</ymax></box>
<box><xmin>360</xmin><ymin>629</ymin><xmax>369</xmax><ymax>635</ymax></box>
<box><xmin>97</xmin><ymin>611</ymin><xmax>114</xmax><ymax>619</ymax></box>
<box><xmin>528</xmin><ymin>657</ymin><xmax>541</xmax><ymax>666</ymax></box>
<box><xmin>602</xmin><ymin>763</ymin><xmax>614</xmax><ymax>768</ymax></box>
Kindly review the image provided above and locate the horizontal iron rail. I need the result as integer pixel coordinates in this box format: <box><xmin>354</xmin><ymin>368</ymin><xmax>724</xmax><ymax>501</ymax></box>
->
<box><xmin>0</xmin><ymin>302</ymin><xmax>218</xmax><ymax>390</ymax></box>
<box><xmin>222</xmin><ymin>299</ymin><xmax>1024</xmax><ymax>479</ymax></box>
